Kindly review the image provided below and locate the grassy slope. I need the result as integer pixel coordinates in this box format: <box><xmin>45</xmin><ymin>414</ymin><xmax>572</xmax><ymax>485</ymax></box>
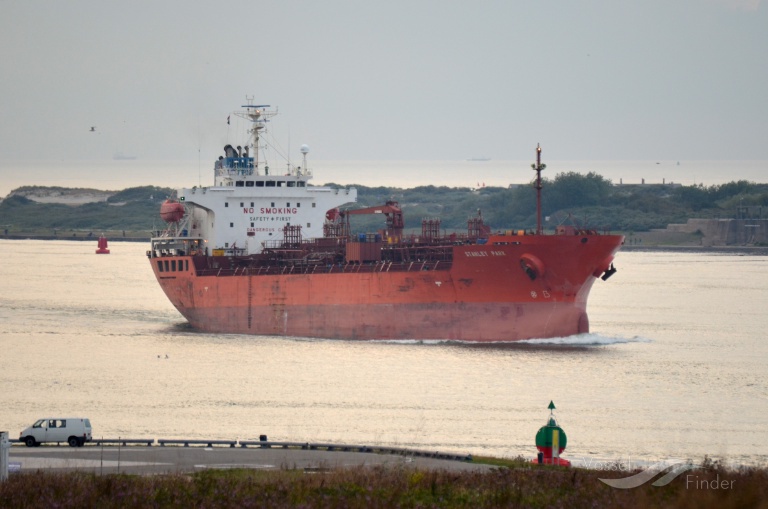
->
<box><xmin>0</xmin><ymin>460</ymin><xmax>765</xmax><ymax>508</ymax></box>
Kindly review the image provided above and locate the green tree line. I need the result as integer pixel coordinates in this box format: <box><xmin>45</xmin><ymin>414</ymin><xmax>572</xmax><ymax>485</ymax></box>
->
<box><xmin>1</xmin><ymin>176</ymin><xmax>767</xmax><ymax>236</ymax></box>
<box><xmin>344</xmin><ymin>174</ymin><xmax>767</xmax><ymax>233</ymax></box>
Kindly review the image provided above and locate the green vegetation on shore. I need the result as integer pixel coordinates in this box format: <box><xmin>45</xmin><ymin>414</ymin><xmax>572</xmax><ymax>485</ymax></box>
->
<box><xmin>1</xmin><ymin>459</ymin><xmax>765</xmax><ymax>508</ymax></box>
<box><xmin>1</xmin><ymin>176</ymin><xmax>767</xmax><ymax>238</ymax></box>
<box><xmin>0</xmin><ymin>186</ymin><xmax>172</xmax><ymax>237</ymax></box>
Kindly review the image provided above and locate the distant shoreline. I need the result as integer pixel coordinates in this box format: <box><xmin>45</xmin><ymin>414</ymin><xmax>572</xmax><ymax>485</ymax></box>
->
<box><xmin>2</xmin><ymin>234</ymin><xmax>767</xmax><ymax>254</ymax></box>
<box><xmin>0</xmin><ymin>234</ymin><xmax>149</xmax><ymax>243</ymax></box>
<box><xmin>620</xmin><ymin>244</ymin><xmax>768</xmax><ymax>255</ymax></box>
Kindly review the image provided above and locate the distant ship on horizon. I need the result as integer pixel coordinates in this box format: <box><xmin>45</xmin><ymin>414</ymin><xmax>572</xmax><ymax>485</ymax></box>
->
<box><xmin>113</xmin><ymin>152</ymin><xmax>137</xmax><ymax>160</ymax></box>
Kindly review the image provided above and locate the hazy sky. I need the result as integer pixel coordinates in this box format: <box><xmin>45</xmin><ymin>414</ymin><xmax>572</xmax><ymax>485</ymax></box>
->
<box><xmin>1</xmin><ymin>0</ymin><xmax>766</xmax><ymax>166</ymax></box>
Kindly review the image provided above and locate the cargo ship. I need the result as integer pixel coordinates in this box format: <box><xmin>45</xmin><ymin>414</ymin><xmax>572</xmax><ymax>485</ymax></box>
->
<box><xmin>148</xmin><ymin>102</ymin><xmax>623</xmax><ymax>342</ymax></box>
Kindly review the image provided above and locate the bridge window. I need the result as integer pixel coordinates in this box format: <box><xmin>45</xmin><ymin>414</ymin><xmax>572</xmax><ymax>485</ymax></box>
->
<box><xmin>157</xmin><ymin>261</ymin><xmax>164</xmax><ymax>272</ymax></box>
<box><xmin>245</xmin><ymin>181</ymin><xmax>254</xmax><ymax>187</ymax></box>
<box><xmin>171</xmin><ymin>260</ymin><xmax>177</xmax><ymax>271</ymax></box>
<box><xmin>225</xmin><ymin>203</ymin><xmax>229</xmax><ymax>207</ymax></box>
<box><xmin>230</xmin><ymin>222</ymin><xmax>234</xmax><ymax>227</ymax></box>
<box><xmin>266</xmin><ymin>181</ymin><xmax>276</xmax><ymax>187</ymax></box>
<box><xmin>287</xmin><ymin>181</ymin><xmax>296</xmax><ymax>187</ymax></box>
<box><xmin>298</xmin><ymin>182</ymin><xmax>305</xmax><ymax>187</ymax></box>
<box><xmin>256</xmin><ymin>181</ymin><xmax>264</xmax><ymax>187</ymax></box>
<box><xmin>235</xmin><ymin>181</ymin><xmax>244</xmax><ymax>187</ymax></box>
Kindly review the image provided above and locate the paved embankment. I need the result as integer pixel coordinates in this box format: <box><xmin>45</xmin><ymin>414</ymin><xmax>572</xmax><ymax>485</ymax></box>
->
<box><xmin>8</xmin><ymin>443</ymin><xmax>491</xmax><ymax>475</ymax></box>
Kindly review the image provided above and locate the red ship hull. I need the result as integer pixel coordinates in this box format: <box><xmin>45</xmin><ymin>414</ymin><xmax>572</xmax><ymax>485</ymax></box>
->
<box><xmin>151</xmin><ymin>233</ymin><xmax>623</xmax><ymax>342</ymax></box>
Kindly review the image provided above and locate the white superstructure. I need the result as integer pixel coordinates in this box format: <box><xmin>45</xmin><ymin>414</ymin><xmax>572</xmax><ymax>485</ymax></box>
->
<box><xmin>152</xmin><ymin>102</ymin><xmax>357</xmax><ymax>256</ymax></box>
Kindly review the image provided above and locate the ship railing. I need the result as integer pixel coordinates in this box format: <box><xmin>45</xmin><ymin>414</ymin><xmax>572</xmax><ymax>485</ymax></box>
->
<box><xmin>149</xmin><ymin>237</ymin><xmax>204</xmax><ymax>258</ymax></box>
<box><xmin>194</xmin><ymin>260</ymin><xmax>452</xmax><ymax>277</ymax></box>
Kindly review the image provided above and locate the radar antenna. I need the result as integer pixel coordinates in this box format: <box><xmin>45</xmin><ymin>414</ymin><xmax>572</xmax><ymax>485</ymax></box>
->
<box><xmin>235</xmin><ymin>98</ymin><xmax>277</xmax><ymax>173</ymax></box>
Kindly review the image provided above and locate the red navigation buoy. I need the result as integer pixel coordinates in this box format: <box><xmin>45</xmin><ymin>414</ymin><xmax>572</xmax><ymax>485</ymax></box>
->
<box><xmin>533</xmin><ymin>401</ymin><xmax>571</xmax><ymax>466</ymax></box>
<box><xmin>95</xmin><ymin>235</ymin><xmax>110</xmax><ymax>254</ymax></box>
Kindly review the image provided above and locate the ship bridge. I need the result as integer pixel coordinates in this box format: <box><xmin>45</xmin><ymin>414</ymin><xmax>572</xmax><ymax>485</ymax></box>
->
<box><xmin>150</xmin><ymin>101</ymin><xmax>357</xmax><ymax>256</ymax></box>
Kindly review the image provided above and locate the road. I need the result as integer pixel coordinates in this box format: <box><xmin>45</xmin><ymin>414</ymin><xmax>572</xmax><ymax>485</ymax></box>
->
<box><xmin>9</xmin><ymin>445</ymin><xmax>493</xmax><ymax>475</ymax></box>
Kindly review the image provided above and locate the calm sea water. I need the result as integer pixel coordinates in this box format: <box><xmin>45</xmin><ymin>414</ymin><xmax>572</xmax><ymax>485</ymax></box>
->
<box><xmin>1</xmin><ymin>239</ymin><xmax>766</xmax><ymax>467</ymax></box>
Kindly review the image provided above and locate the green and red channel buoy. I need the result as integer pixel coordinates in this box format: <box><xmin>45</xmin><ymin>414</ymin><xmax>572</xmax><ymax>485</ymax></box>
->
<box><xmin>534</xmin><ymin>400</ymin><xmax>571</xmax><ymax>466</ymax></box>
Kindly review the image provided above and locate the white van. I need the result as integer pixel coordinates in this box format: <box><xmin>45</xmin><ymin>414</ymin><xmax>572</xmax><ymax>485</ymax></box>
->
<box><xmin>20</xmin><ymin>418</ymin><xmax>92</xmax><ymax>447</ymax></box>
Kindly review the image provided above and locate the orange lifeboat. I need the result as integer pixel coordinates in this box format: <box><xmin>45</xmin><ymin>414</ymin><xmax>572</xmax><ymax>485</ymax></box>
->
<box><xmin>160</xmin><ymin>200</ymin><xmax>185</xmax><ymax>223</ymax></box>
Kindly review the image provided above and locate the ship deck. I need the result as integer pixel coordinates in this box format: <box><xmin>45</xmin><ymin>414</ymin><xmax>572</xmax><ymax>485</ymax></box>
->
<box><xmin>154</xmin><ymin>257</ymin><xmax>451</xmax><ymax>278</ymax></box>
<box><xmin>197</xmin><ymin>259</ymin><xmax>450</xmax><ymax>277</ymax></box>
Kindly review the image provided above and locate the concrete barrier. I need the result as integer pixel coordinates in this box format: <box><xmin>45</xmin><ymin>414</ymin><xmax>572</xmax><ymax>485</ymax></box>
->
<box><xmin>158</xmin><ymin>439</ymin><xmax>237</xmax><ymax>448</ymax></box>
<box><xmin>7</xmin><ymin>436</ymin><xmax>471</xmax><ymax>462</ymax></box>
<box><xmin>92</xmin><ymin>438</ymin><xmax>155</xmax><ymax>447</ymax></box>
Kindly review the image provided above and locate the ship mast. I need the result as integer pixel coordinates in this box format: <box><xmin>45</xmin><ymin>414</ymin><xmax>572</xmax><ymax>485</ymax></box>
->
<box><xmin>238</xmin><ymin>98</ymin><xmax>275</xmax><ymax>174</ymax></box>
<box><xmin>531</xmin><ymin>144</ymin><xmax>546</xmax><ymax>235</ymax></box>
